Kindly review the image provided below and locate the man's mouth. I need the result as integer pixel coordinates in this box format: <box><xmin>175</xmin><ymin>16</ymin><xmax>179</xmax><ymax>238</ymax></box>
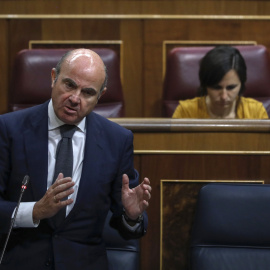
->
<box><xmin>65</xmin><ymin>106</ymin><xmax>78</xmax><ymax>114</ymax></box>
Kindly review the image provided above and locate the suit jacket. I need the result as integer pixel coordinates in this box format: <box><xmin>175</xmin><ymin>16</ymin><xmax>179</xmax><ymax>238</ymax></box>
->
<box><xmin>0</xmin><ymin>101</ymin><xmax>147</xmax><ymax>270</ymax></box>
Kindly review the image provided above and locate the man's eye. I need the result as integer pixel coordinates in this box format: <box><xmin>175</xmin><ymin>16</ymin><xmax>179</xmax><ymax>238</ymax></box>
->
<box><xmin>83</xmin><ymin>89</ymin><xmax>96</xmax><ymax>96</ymax></box>
<box><xmin>66</xmin><ymin>82</ymin><xmax>74</xmax><ymax>88</ymax></box>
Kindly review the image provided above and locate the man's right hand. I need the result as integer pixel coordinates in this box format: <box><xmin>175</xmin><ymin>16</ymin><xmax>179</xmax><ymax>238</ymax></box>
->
<box><xmin>32</xmin><ymin>173</ymin><xmax>75</xmax><ymax>222</ymax></box>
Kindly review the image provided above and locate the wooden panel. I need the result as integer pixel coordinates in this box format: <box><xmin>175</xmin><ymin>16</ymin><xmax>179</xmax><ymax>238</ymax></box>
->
<box><xmin>112</xmin><ymin>118</ymin><xmax>270</xmax><ymax>151</ymax></box>
<box><xmin>7</xmin><ymin>20</ymin><xmax>42</xmax><ymax>114</ymax></box>
<box><xmin>139</xmin><ymin>153</ymin><xmax>270</xmax><ymax>270</ymax></box>
<box><xmin>120</xmin><ymin>20</ymin><xmax>143</xmax><ymax>116</ymax></box>
<box><xmin>41</xmin><ymin>19</ymin><xmax>83</xmax><ymax>40</ymax></box>
<box><xmin>111</xmin><ymin>119</ymin><xmax>270</xmax><ymax>270</ymax></box>
<box><xmin>133</xmin><ymin>132</ymin><xmax>270</xmax><ymax>151</ymax></box>
<box><xmin>81</xmin><ymin>19</ymin><xmax>120</xmax><ymax>40</ymax></box>
<box><xmin>144</xmin><ymin>43</ymin><xmax>163</xmax><ymax>116</ymax></box>
<box><xmin>9</xmin><ymin>19</ymin><xmax>42</xmax><ymax>58</ymax></box>
<box><xmin>2</xmin><ymin>1</ymin><xmax>270</xmax><ymax>16</ymax></box>
<box><xmin>40</xmin><ymin>19</ymin><xmax>121</xmax><ymax>40</ymax></box>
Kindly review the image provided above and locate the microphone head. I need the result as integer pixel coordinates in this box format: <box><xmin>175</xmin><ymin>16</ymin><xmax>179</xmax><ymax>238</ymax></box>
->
<box><xmin>22</xmin><ymin>175</ymin><xmax>30</xmax><ymax>187</ymax></box>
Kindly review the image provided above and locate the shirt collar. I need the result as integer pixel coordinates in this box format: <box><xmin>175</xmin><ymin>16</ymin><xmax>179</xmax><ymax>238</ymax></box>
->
<box><xmin>48</xmin><ymin>99</ymin><xmax>86</xmax><ymax>132</ymax></box>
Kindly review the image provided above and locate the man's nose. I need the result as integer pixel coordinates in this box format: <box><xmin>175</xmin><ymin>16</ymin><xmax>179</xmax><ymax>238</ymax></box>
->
<box><xmin>69</xmin><ymin>91</ymin><xmax>81</xmax><ymax>103</ymax></box>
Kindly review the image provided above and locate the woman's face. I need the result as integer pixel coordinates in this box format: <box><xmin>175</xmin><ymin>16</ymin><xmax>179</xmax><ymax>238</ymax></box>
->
<box><xmin>206</xmin><ymin>69</ymin><xmax>241</xmax><ymax>110</ymax></box>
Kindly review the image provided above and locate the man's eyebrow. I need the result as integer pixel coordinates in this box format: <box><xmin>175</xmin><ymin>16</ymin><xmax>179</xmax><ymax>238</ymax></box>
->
<box><xmin>62</xmin><ymin>78</ymin><xmax>98</xmax><ymax>94</ymax></box>
<box><xmin>82</xmin><ymin>87</ymin><xmax>98</xmax><ymax>93</ymax></box>
<box><xmin>62</xmin><ymin>78</ymin><xmax>78</xmax><ymax>88</ymax></box>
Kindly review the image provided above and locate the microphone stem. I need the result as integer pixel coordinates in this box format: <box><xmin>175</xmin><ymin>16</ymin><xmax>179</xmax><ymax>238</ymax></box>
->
<box><xmin>0</xmin><ymin>189</ymin><xmax>25</xmax><ymax>264</ymax></box>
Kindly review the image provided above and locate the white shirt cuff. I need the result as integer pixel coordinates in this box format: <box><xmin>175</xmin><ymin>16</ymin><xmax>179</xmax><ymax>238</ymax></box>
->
<box><xmin>122</xmin><ymin>215</ymin><xmax>141</xmax><ymax>232</ymax></box>
<box><xmin>12</xmin><ymin>202</ymin><xmax>39</xmax><ymax>228</ymax></box>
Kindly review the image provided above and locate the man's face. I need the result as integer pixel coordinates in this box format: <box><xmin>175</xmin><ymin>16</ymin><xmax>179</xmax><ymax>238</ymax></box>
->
<box><xmin>51</xmin><ymin>51</ymin><xmax>106</xmax><ymax>125</ymax></box>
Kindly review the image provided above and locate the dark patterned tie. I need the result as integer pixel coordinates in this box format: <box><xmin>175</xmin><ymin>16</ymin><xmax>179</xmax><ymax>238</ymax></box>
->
<box><xmin>52</xmin><ymin>124</ymin><xmax>76</xmax><ymax>227</ymax></box>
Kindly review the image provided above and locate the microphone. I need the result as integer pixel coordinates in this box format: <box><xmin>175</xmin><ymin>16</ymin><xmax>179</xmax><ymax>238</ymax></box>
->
<box><xmin>0</xmin><ymin>175</ymin><xmax>30</xmax><ymax>264</ymax></box>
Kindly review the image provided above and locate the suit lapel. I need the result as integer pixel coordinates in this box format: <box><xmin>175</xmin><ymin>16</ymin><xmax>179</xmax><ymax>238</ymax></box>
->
<box><xmin>24</xmin><ymin>103</ymin><xmax>49</xmax><ymax>201</ymax></box>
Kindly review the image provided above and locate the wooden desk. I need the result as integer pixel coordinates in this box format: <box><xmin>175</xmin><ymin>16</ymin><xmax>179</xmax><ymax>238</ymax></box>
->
<box><xmin>112</xmin><ymin>118</ymin><xmax>270</xmax><ymax>270</ymax></box>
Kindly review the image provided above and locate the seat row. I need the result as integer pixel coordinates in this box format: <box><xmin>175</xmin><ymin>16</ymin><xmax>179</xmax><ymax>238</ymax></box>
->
<box><xmin>10</xmin><ymin>45</ymin><xmax>270</xmax><ymax>117</ymax></box>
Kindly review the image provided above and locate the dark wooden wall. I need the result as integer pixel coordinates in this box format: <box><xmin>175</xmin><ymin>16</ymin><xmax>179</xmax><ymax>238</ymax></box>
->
<box><xmin>2</xmin><ymin>1</ymin><xmax>270</xmax><ymax>117</ymax></box>
<box><xmin>114</xmin><ymin>118</ymin><xmax>270</xmax><ymax>270</ymax></box>
<box><xmin>2</xmin><ymin>2</ymin><xmax>270</xmax><ymax>270</ymax></box>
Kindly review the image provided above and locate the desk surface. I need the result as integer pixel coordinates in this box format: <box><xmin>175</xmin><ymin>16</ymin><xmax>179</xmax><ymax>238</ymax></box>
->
<box><xmin>112</xmin><ymin>118</ymin><xmax>270</xmax><ymax>151</ymax></box>
<box><xmin>111</xmin><ymin>118</ymin><xmax>270</xmax><ymax>132</ymax></box>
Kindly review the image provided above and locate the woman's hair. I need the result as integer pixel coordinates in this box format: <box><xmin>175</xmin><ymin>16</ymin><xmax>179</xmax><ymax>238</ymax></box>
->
<box><xmin>198</xmin><ymin>46</ymin><xmax>247</xmax><ymax>96</ymax></box>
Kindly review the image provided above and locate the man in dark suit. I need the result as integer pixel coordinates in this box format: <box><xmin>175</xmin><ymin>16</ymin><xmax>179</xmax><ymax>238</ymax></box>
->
<box><xmin>0</xmin><ymin>48</ymin><xmax>151</xmax><ymax>269</ymax></box>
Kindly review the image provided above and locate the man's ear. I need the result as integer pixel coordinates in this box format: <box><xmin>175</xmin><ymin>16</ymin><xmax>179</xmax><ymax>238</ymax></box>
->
<box><xmin>97</xmin><ymin>87</ymin><xmax>107</xmax><ymax>103</ymax></box>
<box><xmin>51</xmin><ymin>68</ymin><xmax>57</xmax><ymax>88</ymax></box>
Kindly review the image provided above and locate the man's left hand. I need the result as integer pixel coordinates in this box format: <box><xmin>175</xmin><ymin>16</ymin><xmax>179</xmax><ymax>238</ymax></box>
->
<box><xmin>121</xmin><ymin>174</ymin><xmax>151</xmax><ymax>220</ymax></box>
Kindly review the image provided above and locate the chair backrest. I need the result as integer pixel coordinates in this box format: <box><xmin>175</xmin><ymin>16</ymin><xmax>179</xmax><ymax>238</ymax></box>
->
<box><xmin>103</xmin><ymin>211</ymin><xmax>139</xmax><ymax>270</ymax></box>
<box><xmin>190</xmin><ymin>183</ymin><xmax>270</xmax><ymax>270</ymax></box>
<box><xmin>9</xmin><ymin>48</ymin><xmax>125</xmax><ymax>117</ymax></box>
<box><xmin>163</xmin><ymin>45</ymin><xmax>270</xmax><ymax>117</ymax></box>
